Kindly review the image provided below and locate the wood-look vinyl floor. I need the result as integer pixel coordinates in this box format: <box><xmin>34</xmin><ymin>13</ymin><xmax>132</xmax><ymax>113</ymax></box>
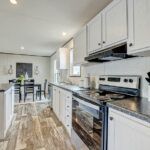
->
<box><xmin>0</xmin><ymin>102</ymin><xmax>74</xmax><ymax>150</ymax></box>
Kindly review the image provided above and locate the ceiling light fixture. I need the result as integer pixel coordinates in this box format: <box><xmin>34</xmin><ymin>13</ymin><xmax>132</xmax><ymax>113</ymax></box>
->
<box><xmin>10</xmin><ymin>0</ymin><xmax>17</xmax><ymax>5</ymax></box>
<box><xmin>20</xmin><ymin>46</ymin><xmax>25</xmax><ymax>50</ymax></box>
<box><xmin>62</xmin><ymin>32</ymin><xmax>67</xmax><ymax>36</ymax></box>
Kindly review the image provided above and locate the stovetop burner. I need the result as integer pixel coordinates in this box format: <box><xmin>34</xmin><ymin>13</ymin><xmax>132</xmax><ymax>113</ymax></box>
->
<box><xmin>76</xmin><ymin>89</ymin><xmax>127</xmax><ymax>102</ymax></box>
<box><xmin>74</xmin><ymin>75</ymin><xmax>140</xmax><ymax>104</ymax></box>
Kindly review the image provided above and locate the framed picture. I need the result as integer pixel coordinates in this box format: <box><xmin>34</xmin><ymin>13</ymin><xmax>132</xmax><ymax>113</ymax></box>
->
<box><xmin>16</xmin><ymin>63</ymin><xmax>33</xmax><ymax>78</ymax></box>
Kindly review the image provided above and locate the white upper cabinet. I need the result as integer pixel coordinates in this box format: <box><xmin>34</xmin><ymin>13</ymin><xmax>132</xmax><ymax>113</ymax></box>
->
<box><xmin>74</xmin><ymin>26</ymin><xmax>87</xmax><ymax>65</ymax></box>
<box><xmin>128</xmin><ymin>0</ymin><xmax>150</xmax><ymax>56</ymax></box>
<box><xmin>87</xmin><ymin>0</ymin><xmax>128</xmax><ymax>55</ymax></box>
<box><xmin>56</xmin><ymin>48</ymin><xmax>69</xmax><ymax>70</ymax></box>
<box><xmin>102</xmin><ymin>0</ymin><xmax>128</xmax><ymax>48</ymax></box>
<box><xmin>108</xmin><ymin>108</ymin><xmax>150</xmax><ymax>150</ymax></box>
<box><xmin>87</xmin><ymin>13</ymin><xmax>102</xmax><ymax>54</ymax></box>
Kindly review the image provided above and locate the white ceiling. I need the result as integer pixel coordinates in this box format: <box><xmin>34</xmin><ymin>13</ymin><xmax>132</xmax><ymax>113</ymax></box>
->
<box><xmin>0</xmin><ymin>0</ymin><xmax>112</xmax><ymax>56</ymax></box>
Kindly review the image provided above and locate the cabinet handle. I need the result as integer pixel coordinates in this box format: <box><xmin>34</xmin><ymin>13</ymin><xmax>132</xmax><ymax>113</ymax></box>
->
<box><xmin>98</xmin><ymin>43</ymin><xmax>101</xmax><ymax>46</ymax></box>
<box><xmin>67</xmin><ymin>115</ymin><xmax>69</xmax><ymax>117</ymax></box>
<box><xmin>67</xmin><ymin>125</ymin><xmax>70</xmax><ymax>127</ymax></box>
<box><xmin>129</xmin><ymin>43</ymin><xmax>133</xmax><ymax>47</ymax></box>
<box><xmin>67</xmin><ymin>106</ymin><xmax>70</xmax><ymax>108</ymax></box>
<box><xmin>103</xmin><ymin>41</ymin><xmax>106</xmax><ymax>44</ymax></box>
<box><xmin>110</xmin><ymin>116</ymin><xmax>114</xmax><ymax>121</ymax></box>
<box><xmin>67</xmin><ymin>96</ymin><xmax>70</xmax><ymax>98</ymax></box>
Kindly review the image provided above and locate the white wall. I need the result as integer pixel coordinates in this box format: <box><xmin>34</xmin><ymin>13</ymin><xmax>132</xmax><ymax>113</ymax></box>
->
<box><xmin>0</xmin><ymin>53</ymin><xmax>50</xmax><ymax>85</ymax></box>
<box><xmin>49</xmin><ymin>52</ymin><xmax>150</xmax><ymax>98</ymax></box>
<box><xmin>49</xmin><ymin>53</ymin><xmax>57</xmax><ymax>82</ymax></box>
<box><xmin>85</xmin><ymin>57</ymin><xmax>150</xmax><ymax>98</ymax></box>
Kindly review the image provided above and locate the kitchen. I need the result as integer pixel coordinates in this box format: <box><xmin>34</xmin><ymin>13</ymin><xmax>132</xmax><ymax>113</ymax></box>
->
<box><xmin>0</xmin><ymin>0</ymin><xmax>150</xmax><ymax>150</ymax></box>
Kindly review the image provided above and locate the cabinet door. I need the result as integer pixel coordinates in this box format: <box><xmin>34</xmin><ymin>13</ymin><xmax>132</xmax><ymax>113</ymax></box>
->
<box><xmin>128</xmin><ymin>0</ymin><xmax>150</xmax><ymax>55</ymax></box>
<box><xmin>108</xmin><ymin>109</ymin><xmax>150</xmax><ymax>150</ymax></box>
<box><xmin>52</xmin><ymin>87</ymin><xmax>60</xmax><ymax>118</ymax></box>
<box><xmin>59</xmin><ymin>89</ymin><xmax>66</xmax><ymax>124</ymax></box>
<box><xmin>87</xmin><ymin>13</ymin><xmax>102</xmax><ymax>54</ymax></box>
<box><xmin>56</xmin><ymin>48</ymin><xmax>69</xmax><ymax>70</ymax></box>
<box><xmin>4</xmin><ymin>89</ymin><xmax>12</xmax><ymax>131</ymax></box>
<box><xmin>102</xmin><ymin>0</ymin><xmax>128</xmax><ymax>48</ymax></box>
<box><xmin>74</xmin><ymin>26</ymin><xmax>87</xmax><ymax>65</ymax></box>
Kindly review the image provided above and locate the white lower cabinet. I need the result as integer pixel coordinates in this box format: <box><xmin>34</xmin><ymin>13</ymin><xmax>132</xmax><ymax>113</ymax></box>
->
<box><xmin>52</xmin><ymin>86</ymin><xmax>60</xmax><ymax>119</ymax></box>
<box><xmin>0</xmin><ymin>86</ymin><xmax>14</xmax><ymax>139</ymax></box>
<box><xmin>108</xmin><ymin>108</ymin><xmax>150</xmax><ymax>150</ymax></box>
<box><xmin>64</xmin><ymin>92</ymin><xmax>72</xmax><ymax>135</ymax></box>
<box><xmin>52</xmin><ymin>86</ymin><xmax>72</xmax><ymax>136</ymax></box>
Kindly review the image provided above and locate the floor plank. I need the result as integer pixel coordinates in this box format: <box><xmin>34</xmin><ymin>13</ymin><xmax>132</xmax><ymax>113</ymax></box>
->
<box><xmin>1</xmin><ymin>102</ymin><xmax>74</xmax><ymax>150</ymax></box>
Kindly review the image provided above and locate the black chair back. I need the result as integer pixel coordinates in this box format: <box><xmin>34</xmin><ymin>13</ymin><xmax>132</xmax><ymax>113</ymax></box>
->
<box><xmin>24</xmin><ymin>79</ymin><xmax>35</xmax><ymax>101</ymax></box>
<box><xmin>44</xmin><ymin>79</ymin><xmax>47</xmax><ymax>92</ymax></box>
<box><xmin>24</xmin><ymin>79</ymin><xmax>34</xmax><ymax>93</ymax></box>
<box><xmin>9</xmin><ymin>79</ymin><xmax>21</xmax><ymax>92</ymax></box>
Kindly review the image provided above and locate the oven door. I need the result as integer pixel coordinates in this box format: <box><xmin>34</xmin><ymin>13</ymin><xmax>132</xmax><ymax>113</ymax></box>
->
<box><xmin>72</xmin><ymin>96</ymin><xmax>105</xmax><ymax>150</ymax></box>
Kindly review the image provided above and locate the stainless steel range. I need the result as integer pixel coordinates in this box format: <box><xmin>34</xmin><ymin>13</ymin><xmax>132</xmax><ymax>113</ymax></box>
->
<box><xmin>72</xmin><ymin>75</ymin><xmax>140</xmax><ymax>150</ymax></box>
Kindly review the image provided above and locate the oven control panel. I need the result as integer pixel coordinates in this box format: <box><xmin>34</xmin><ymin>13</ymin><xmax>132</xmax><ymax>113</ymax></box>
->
<box><xmin>99</xmin><ymin>75</ymin><xmax>140</xmax><ymax>89</ymax></box>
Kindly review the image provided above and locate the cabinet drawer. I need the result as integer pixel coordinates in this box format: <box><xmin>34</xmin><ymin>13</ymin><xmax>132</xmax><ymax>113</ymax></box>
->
<box><xmin>65</xmin><ymin>118</ymin><xmax>71</xmax><ymax>127</ymax></box>
<box><xmin>66</xmin><ymin>104</ymin><xmax>71</xmax><ymax>110</ymax></box>
<box><xmin>66</xmin><ymin>98</ymin><xmax>72</xmax><ymax>106</ymax></box>
<box><xmin>65</xmin><ymin>113</ymin><xmax>71</xmax><ymax>119</ymax></box>
<box><xmin>66</xmin><ymin>107</ymin><xmax>71</xmax><ymax>114</ymax></box>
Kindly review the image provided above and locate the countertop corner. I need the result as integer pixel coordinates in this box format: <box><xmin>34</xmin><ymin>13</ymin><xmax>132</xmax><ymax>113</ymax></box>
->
<box><xmin>0</xmin><ymin>83</ymin><xmax>13</xmax><ymax>92</ymax></box>
<box><xmin>107</xmin><ymin>97</ymin><xmax>150</xmax><ymax>123</ymax></box>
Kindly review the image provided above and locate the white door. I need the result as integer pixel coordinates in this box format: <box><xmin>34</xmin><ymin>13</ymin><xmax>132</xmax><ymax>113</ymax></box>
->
<box><xmin>108</xmin><ymin>109</ymin><xmax>150</xmax><ymax>150</ymax></box>
<box><xmin>102</xmin><ymin>0</ymin><xmax>128</xmax><ymax>48</ymax></box>
<box><xmin>87</xmin><ymin>12</ymin><xmax>102</xmax><ymax>54</ymax></box>
<box><xmin>74</xmin><ymin>26</ymin><xmax>87</xmax><ymax>65</ymax></box>
<box><xmin>128</xmin><ymin>0</ymin><xmax>150</xmax><ymax>54</ymax></box>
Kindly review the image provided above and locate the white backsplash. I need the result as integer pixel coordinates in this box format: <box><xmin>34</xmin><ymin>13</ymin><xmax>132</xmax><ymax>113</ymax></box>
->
<box><xmin>50</xmin><ymin>53</ymin><xmax>150</xmax><ymax>98</ymax></box>
<box><xmin>84</xmin><ymin>57</ymin><xmax>150</xmax><ymax>98</ymax></box>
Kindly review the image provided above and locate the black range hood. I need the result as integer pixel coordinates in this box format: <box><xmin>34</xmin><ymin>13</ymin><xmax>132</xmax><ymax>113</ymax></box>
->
<box><xmin>85</xmin><ymin>43</ymin><xmax>134</xmax><ymax>62</ymax></box>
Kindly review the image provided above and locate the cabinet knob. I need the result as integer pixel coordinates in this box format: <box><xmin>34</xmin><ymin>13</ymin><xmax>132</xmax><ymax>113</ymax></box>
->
<box><xmin>110</xmin><ymin>117</ymin><xmax>114</xmax><ymax>121</ymax></box>
<box><xmin>67</xmin><ymin>96</ymin><xmax>70</xmax><ymax>98</ymax></box>
<box><xmin>98</xmin><ymin>43</ymin><xmax>101</xmax><ymax>46</ymax></box>
<box><xmin>129</xmin><ymin>43</ymin><xmax>133</xmax><ymax>47</ymax></box>
<box><xmin>103</xmin><ymin>41</ymin><xmax>106</xmax><ymax>44</ymax></box>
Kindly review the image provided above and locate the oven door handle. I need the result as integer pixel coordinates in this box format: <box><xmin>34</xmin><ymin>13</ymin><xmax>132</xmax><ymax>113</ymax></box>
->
<box><xmin>73</xmin><ymin>96</ymin><xmax>100</xmax><ymax>111</ymax></box>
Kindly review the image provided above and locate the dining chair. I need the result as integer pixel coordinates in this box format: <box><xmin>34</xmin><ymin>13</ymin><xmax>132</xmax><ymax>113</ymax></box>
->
<box><xmin>24</xmin><ymin>79</ymin><xmax>35</xmax><ymax>102</ymax></box>
<box><xmin>36</xmin><ymin>79</ymin><xmax>47</xmax><ymax>100</ymax></box>
<box><xmin>9</xmin><ymin>79</ymin><xmax>22</xmax><ymax>103</ymax></box>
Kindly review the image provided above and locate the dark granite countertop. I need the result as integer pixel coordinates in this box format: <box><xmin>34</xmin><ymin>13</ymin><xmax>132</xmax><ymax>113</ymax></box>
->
<box><xmin>0</xmin><ymin>84</ymin><xmax>13</xmax><ymax>92</ymax></box>
<box><xmin>49</xmin><ymin>82</ymin><xmax>150</xmax><ymax>123</ymax></box>
<box><xmin>107</xmin><ymin>97</ymin><xmax>150</xmax><ymax>123</ymax></box>
<box><xmin>49</xmin><ymin>82</ymin><xmax>86</xmax><ymax>92</ymax></box>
